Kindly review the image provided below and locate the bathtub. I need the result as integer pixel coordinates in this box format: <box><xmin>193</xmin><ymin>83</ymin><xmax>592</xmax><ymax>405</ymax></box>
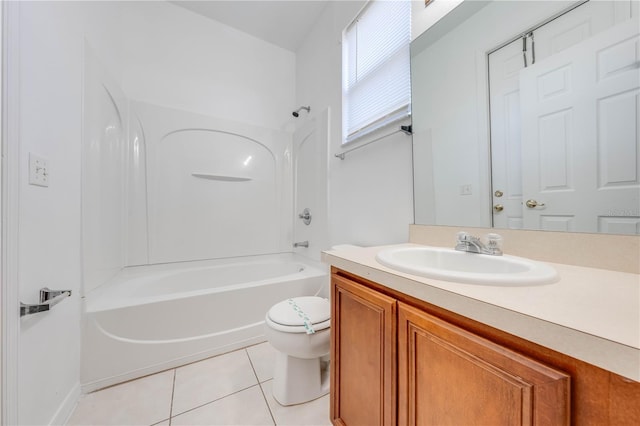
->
<box><xmin>81</xmin><ymin>253</ymin><xmax>328</xmax><ymax>392</ymax></box>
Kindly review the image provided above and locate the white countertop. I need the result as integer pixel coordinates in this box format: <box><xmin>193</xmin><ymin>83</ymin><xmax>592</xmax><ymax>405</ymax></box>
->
<box><xmin>322</xmin><ymin>244</ymin><xmax>640</xmax><ymax>381</ymax></box>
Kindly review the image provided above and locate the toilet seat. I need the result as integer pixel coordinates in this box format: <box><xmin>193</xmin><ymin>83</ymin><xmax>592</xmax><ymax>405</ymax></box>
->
<box><xmin>266</xmin><ymin>296</ymin><xmax>330</xmax><ymax>334</ymax></box>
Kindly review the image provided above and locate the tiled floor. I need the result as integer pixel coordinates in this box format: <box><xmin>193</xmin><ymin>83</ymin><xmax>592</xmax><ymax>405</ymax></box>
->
<box><xmin>67</xmin><ymin>342</ymin><xmax>331</xmax><ymax>426</ymax></box>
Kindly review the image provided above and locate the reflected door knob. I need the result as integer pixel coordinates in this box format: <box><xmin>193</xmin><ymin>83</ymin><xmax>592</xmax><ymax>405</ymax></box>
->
<box><xmin>525</xmin><ymin>199</ymin><xmax>545</xmax><ymax>208</ymax></box>
<box><xmin>493</xmin><ymin>204</ymin><xmax>504</xmax><ymax>212</ymax></box>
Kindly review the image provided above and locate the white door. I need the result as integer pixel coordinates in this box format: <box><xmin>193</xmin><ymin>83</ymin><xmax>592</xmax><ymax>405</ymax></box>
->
<box><xmin>520</xmin><ymin>20</ymin><xmax>640</xmax><ymax>234</ymax></box>
<box><xmin>489</xmin><ymin>0</ymin><xmax>633</xmax><ymax>230</ymax></box>
<box><xmin>489</xmin><ymin>38</ymin><xmax>526</xmax><ymax>229</ymax></box>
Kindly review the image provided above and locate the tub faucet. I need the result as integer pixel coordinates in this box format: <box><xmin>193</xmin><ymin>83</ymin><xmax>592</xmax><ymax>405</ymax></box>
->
<box><xmin>293</xmin><ymin>241</ymin><xmax>309</xmax><ymax>248</ymax></box>
<box><xmin>454</xmin><ymin>232</ymin><xmax>502</xmax><ymax>256</ymax></box>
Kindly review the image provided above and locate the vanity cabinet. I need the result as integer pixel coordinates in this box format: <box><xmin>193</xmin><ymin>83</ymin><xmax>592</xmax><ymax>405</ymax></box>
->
<box><xmin>330</xmin><ymin>267</ymin><xmax>640</xmax><ymax>426</ymax></box>
<box><xmin>398</xmin><ymin>302</ymin><xmax>569</xmax><ymax>425</ymax></box>
<box><xmin>330</xmin><ymin>274</ymin><xmax>396</xmax><ymax>426</ymax></box>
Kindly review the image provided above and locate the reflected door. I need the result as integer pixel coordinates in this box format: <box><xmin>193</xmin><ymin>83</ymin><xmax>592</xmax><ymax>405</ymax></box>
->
<box><xmin>520</xmin><ymin>21</ymin><xmax>640</xmax><ymax>234</ymax></box>
<box><xmin>489</xmin><ymin>38</ymin><xmax>525</xmax><ymax>229</ymax></box>
<box><xmin>489</xmin><ymin>0</ymin><xmax>633</xmax><ymax>231</ymax></box>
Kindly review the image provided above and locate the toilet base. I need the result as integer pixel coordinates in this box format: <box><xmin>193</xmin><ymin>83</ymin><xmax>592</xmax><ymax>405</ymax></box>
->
<box><xmin>272</xmin><ymin>352</ymin><xmax>330</xmax><ymax>406</ymax></box>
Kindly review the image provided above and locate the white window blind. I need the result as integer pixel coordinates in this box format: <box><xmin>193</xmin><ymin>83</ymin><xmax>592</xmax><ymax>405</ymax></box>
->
<box><xmin>342</xmin><ymin>0</ymin><xmax>411</xmax><ymax>144</ymax></box>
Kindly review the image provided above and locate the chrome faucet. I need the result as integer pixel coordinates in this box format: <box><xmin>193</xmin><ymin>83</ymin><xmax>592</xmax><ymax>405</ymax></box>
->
<box><xmin>293</xmin><ymin>241</ymin><xmax>309</xmax><ymax>248</ymax></box>
<box><xmin>454</xmin><ymin>232</ymin><xmax>503</xmax><ymax>256</ymax></box>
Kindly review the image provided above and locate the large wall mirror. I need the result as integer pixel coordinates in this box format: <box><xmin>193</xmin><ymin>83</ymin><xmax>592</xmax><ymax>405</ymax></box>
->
<box><xmin>411</xmin><ymin>0</ymin><xmax>640</xmax><ymax>235</ymax></box>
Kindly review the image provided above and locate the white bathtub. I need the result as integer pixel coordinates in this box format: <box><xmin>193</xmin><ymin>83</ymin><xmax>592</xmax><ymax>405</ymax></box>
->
<box><xmin>81</xmin><ymin>253</ymin><xmax>328</xmax><ymax>392</ymax></box>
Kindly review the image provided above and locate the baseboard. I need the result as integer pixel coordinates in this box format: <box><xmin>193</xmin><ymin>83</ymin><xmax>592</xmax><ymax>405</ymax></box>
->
<box><xmin>49</xmin><ymin>382</ymin><xmax>81</xmax><ymax>425</ymax></box>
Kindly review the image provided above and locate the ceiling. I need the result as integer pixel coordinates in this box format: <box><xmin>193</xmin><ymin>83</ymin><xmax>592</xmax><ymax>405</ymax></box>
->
<box><xmin>171</xmin><ymin>1</ymin><xmax>330</xmax><ymax>52</ymax></box>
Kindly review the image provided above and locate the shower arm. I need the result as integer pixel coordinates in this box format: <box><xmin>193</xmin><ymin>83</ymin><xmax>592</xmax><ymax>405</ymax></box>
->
<box><xmin>292</xmin><ymin>106</ymin><xmax>311</xmax><ymax>117</ymax></box>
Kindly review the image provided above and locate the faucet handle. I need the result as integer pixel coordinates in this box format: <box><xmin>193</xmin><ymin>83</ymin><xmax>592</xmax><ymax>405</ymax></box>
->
<box><xmin>457</xmin><ymin>231</ymin><xmax>481</xmax><ymax>243</ymax></box>
<box><xmin>456</xmin><ymin>231</ymin><xmax>471</xmax><ymax>242</ymax></box>
<box><xmin>484</xmin><ymin>233</ymin><xmax>503</xmax><ymax>254</ymax></box>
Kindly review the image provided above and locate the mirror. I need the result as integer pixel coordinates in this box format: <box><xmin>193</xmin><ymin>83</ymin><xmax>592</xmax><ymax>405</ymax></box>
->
<box><xmin>411</xmin><ymin>0</ymin><xmax>640</xmax><ymax>235</ymax></box>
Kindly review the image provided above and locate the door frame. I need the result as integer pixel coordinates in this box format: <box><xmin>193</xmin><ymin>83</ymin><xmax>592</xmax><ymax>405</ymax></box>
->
<box><xmin>1</xmin><ymin>0</ymin><xmax>20</xmax><ymax>424</ymax></box>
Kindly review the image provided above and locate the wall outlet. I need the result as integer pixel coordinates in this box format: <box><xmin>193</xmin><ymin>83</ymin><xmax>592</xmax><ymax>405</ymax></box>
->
<box><xmin>29</xmin><ymin>153</ymin><xmax>49</xmax><ymax>187</ymax></box>
<box><xmin>460</xmin><ymin>184</ymin><xmax>472</xmax><ymax>195</ymax></box>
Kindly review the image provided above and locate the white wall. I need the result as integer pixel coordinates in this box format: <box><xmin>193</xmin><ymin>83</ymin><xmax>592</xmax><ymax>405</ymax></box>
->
<box><xmin>15</xmin><ymin>1</ymin><xmax>123</xmax><ymax>424</ymax></box>
<box><xmin>411</xmin><ymin>0</ymin><xmax>463</xmax><ymax>41</ymax></box>
<box><xmin>295</xmin><ymin>1</ymin><xmax>414</xmax><ymax>248</ymax></box>
<box><xmin>119</xmin><ymin>1</ymin><xmax>296</xmax><ymax>131</ymax></box>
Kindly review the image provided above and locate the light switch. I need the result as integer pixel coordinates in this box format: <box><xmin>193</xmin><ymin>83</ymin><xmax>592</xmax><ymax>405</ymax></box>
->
<box><xmin>29</xmin><ymin>153</ymin><xmax>49</xmax><ymax>187</ymax></box>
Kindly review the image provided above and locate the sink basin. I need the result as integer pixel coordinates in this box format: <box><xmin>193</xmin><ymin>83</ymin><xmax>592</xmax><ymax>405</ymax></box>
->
<box><xmin>375</xmin><ymin>246</ymin><xmax>558</xmax><ymax>286</ymax></box>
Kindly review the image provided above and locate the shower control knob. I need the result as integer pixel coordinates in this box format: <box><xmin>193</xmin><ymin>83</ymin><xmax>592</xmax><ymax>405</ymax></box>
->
<box><xmin>298</xmin><ymin>208</ymin><xmax>312</xmax><ymax>225</ymax></box>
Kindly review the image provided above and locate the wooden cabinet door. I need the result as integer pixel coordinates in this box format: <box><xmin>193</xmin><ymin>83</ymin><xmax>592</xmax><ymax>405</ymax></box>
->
<box><xmin>331</xmin><ymin>275</ymin><xmax>396</xmax><ymax>426</ymax></box>
<box><xmin>398</xmin><ymin>302</ymin><xmax>570</xmax><ymax>426</ymax></box>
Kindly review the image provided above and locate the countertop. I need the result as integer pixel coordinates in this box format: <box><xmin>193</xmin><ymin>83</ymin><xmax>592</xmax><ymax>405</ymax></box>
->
<box><xmin>322</xmin><ymin>244</ymin><xmax>640</xmax><ymax>381</ymax></box>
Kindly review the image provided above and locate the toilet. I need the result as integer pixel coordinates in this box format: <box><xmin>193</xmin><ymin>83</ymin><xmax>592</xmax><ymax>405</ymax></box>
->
<box><xmin>264</xmin><ymin>296</ymin><xmax>331</xmax><ymax>406</ymax></box>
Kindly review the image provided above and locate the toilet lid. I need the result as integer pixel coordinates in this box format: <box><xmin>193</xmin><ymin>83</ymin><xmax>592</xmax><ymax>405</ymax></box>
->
<box><xmin>267</xmin><ymin>297</ymin><xmax>330</xmax><ymax>330</ymax></box>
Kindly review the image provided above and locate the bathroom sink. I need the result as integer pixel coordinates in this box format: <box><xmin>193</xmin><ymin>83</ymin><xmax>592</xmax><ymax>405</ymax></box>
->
<box><xmin>375</xmin><ymin>246</ymin><xmax>558</xmax><ymax>286</ymax></box>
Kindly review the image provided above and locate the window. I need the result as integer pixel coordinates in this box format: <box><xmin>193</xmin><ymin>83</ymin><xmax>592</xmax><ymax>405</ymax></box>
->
<box><xmin>342</xmin><ymin>0</ymin><xmax>411</xmax><ymax>144</ymax></box>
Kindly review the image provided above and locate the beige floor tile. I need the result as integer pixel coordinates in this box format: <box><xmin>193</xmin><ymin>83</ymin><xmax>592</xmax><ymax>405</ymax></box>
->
<box><xmin>260</xmin><ymin>380</ymin><xmax>331</xmax><ymax>426</ymax></box>
<box><xmin>246</xmin><ymin>341</ymin><xmax>277</xmax><ymax>382</ymax></box>
<box><xmin>172</xmin><ymin>349</ymin><xmax>258</xmax><ymax>415</ymax></box>
<box><xmin>67</xmin><ymin>370</ymin><xmax>174</xmax><ymax>426</ymax></box>
<box><xmin>171</xmin><ymin>385</ymin><xmax>274</xmax><ymax>426</ymax></box>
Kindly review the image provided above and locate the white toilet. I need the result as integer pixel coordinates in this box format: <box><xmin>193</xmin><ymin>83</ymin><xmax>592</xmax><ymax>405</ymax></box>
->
<box><xmin>264</xmin><ymin>296</ymin><xmax>331</xmax><ymax>406</ymax></box>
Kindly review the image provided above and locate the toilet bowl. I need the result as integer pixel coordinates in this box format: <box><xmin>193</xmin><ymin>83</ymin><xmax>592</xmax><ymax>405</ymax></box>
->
<box><xmin>264</xmin><ymin>296</ymin><xmax>331</xmax><ymax>406</ymax></box>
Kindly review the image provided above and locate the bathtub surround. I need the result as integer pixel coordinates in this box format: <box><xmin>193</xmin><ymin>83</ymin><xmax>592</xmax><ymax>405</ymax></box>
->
<box><xmin>82</xmin><ymin>44</ymin><xmax>128</xmax><ymax>295</ymax></box>
<box><xmin>77</xmin><ymin>0</ymin><xmax>336</xmax><ymax>399</ymax></box>
<box><xmin>81</xmin><ymin>1</ymin><xmax>298</xmax><ymax>295</ymax></box>
<box><xmin>130</xmin><ymin>101</ymin><xmax>291</xmax><ymax>265</ymax></box>
<box><xmin>292</xmin><ymin>108</ymin><xmax>331</xmax><ymax>263</ymax></box>
<box><xmin>81</xmin><ymin>53</ymin><xmax>322</xmax><ymax>392</ymax></box>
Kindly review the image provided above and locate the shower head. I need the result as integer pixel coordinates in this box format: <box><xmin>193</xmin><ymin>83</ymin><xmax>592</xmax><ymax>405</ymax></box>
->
<box><xmin>292</xmin><ymin>106</ymin><xmax>311</xmax><ymax>117</ymax></box>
